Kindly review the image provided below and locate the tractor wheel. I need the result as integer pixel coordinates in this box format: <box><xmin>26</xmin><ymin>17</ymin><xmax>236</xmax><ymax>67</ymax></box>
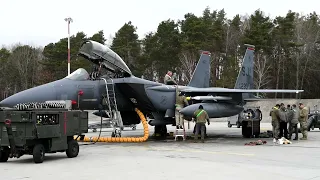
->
<box><xmin>307</xmin><ymin>117</ymin><xmax>314</xmax><ymax>131</ymax></box>
<box><xmin>0</xmin><ymin>147</ymin><xmax>9</xmax><ymax>162</ymax></box>
<box><xmin>33</xmin><ymin>144</ymin><xmax>45</xmax><ymax>163</ymax></box>
<box><xmin>66</xmin><ymin>139</ymin><xmax>79</xmax><ymax>158</ymax></box>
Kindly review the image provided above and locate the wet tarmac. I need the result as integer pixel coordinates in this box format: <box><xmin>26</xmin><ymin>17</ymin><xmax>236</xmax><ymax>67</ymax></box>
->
<box><xmin>1</xmin><ymin>122</ymin><xmax>320</xmax><ymax>180</ymax></box>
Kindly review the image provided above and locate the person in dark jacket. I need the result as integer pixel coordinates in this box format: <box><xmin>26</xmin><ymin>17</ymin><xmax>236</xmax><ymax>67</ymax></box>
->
<box><xmin>288</xmin><ymin>104</ymin><xmax>299</xmax><ymax>140</ymax></box>
<box><xmin>279</xmin><ymin>103</ymin><xmax>288</xmax><ymax>139</ymax></box>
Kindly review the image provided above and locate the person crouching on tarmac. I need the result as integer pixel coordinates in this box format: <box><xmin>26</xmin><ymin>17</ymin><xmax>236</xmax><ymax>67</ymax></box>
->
<box><xmin>270</xmin><ymin>104</ymin><xmax>280</xmax><ymax>141</ymax></box>
<box><xmin>175</xmin><ymin>86</ymin><xmax>189</xmax><ymax>129</ymax></box>
<box><xmin>288</xmin><ymin>104</ymin><xmax>299</xmax><ymax>140</ymax></box>
<box><xmin>193</xmin><ymin>105</ymin><xmax>210</xmax><ymax>143</ymax></box>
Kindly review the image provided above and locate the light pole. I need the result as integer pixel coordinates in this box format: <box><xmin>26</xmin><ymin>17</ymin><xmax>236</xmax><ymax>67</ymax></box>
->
<box><xmin>64</xmin><ymin>17</ymin><xmax>73</xmax><ymax>75</ymax></box>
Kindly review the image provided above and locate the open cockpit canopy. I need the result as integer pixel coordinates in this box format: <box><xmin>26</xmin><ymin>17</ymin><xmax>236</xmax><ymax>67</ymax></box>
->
<box><xmin>78</xmin><ymin>40</ymin><xmax>132</xmax><ymax>77</ymax></box>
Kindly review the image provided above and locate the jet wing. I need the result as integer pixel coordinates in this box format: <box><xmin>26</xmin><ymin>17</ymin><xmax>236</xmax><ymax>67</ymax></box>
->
<box><xmin>181</xmin><ymin>87</ymin><xmax>304</xmax><ymax>94</ymax></box>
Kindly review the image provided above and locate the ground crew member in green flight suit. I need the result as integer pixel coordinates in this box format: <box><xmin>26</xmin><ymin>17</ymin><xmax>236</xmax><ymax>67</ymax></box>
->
<box><xmin>270</xmin><ymin>104</ymin><xmax>280</xmax><ymax>140</ymax></box>
<box><xmin>175</xmin><ymin>86</ymin><xmax>189</xmax><ymax>129</ymax></box>
<box><xmin>298</xmin><ymin>103</ymin><xmax>308</xmax><ymax>140</ymax></box>
<box><xmin>193</xmin><ymin>105</ymin><xmax>210</xmax><ymax>143</ymax></box>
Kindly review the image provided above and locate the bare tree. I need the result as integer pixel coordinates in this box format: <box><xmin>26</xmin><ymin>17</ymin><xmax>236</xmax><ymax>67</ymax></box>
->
<box><xmin>178</xmin><ymin>51</ymin><xmax>198</xmax><ymax>85</ymax></box>
<box><xmin>298</xmin><ymin>16</ymin><xmax>320</xmax><ymax>94</ymax></box>
<box><xmin>7</xmin><ymin>43</ymin><xmax>42</xmax><ymax>90</ymax></box>
<box><xmin>293</xmin><ymin>15</ymin><xmax>304</xmax><ymax>98</ymax></box>
<box><xmin>254</xmin><ymin>51</ymin><xmax>272</xmax><ymax>97</ymax></box>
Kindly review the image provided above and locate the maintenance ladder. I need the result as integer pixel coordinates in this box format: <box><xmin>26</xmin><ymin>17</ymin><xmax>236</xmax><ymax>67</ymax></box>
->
<box><xmin>101</xmin><ymin>78</ymin><xmax>123</xmax><ymax>137</ymax></box>
<box><xmin>174</xmin><ymin>114</ymin><xmax>186</xmax><ymax>141</ymax></box>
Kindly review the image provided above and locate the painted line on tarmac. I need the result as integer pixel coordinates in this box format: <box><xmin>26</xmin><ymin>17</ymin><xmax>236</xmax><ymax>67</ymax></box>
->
<box><xmin>155</xmin><ymin>148</ymin><xmax>255</xmax><ymax>157</ymax></box>
<box><xmin>125</xmin><ymin>146</ymin><xmax>255</xmax><ymax>157</ymax></box>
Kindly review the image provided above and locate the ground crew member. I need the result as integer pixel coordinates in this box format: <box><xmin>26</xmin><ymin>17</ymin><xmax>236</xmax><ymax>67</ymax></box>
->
<box><xmin>175</xmin><ymin>86</ymin><xmax>189</xmax><ymax>129</ymax></box>
<box><xmin>164</xmin><ymin>71</ymin><xmax>177</xmax><ymax>85</ymax></box>
<box><xmin>299</xmin><ymin>103</ymin><xmax>308</xmax><ymax>140</ymax></box>
<box><xmin>270</xmin><ymin>104</ymin><xmax>280</xmax><ymax>140</ymax></box>
<box><xmin>279</xmin><ymin>103</ymin><xmax>288</xmax><ymax>139</ymax></box>
<box><xmin>288</xmin><ymin>104</ymin><xmax>299</xmax><ymax>140</ymax></box>
<box><xmin>193</xmin><ymin>105</ymin><xmax>210</xmax><ymax>143</ymax></box>
<box><xmin>287</xmin><ymin>104</ymin><xmax>291</xmax><ymax>111</ymax></box>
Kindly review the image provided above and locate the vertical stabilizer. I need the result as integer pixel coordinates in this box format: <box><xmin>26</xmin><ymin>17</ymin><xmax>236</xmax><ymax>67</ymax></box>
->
<box><xmin>187</xmin><ymin>51</ymin><xmax>211</xmax><ymax>88</ymax></box>
<box><xmin>234</xmin><ymin>44</ymin><xmax>255</xmax><ymax>99</ymax></box>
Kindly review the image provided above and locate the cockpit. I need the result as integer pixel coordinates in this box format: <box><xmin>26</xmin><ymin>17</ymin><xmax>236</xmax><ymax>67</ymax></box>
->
<box><xmin>64</xmin><ymin>66</ymin><xmax>126</xmax><ymax>81</ymax></box>
<box><xmin>65</xmin><ymin>68</ymin><xmax>90</xmax><ymax>81</ymax></box>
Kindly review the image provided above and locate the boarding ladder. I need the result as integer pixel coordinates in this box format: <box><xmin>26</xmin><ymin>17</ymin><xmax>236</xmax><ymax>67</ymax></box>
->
<box><xmin>101</xmin><ymin>78</ymin><xmax>124</xmax><ymax>137</ymax></box>
<box><xmin>174</xmin><ymin>114</ymin><xmax>186</xmax><ymax>141</ymax></box>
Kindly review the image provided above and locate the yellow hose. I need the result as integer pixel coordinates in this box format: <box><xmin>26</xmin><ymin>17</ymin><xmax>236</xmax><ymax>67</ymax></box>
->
<box><xmin>74</xmin><ymin>108</ymin><xmax>149</xmax><ymax>142</ymax></box>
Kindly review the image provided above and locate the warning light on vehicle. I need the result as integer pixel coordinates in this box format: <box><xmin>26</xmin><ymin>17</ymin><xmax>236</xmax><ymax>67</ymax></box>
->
<box><xmin>5</xmin><ymin>119</ymin><xmax>11</xmax><ymax>125</ymax></box>
<box><xmin>78</xmin><ymin>90</ymin><xmax>84</xmax><ymax>96</ymax></box>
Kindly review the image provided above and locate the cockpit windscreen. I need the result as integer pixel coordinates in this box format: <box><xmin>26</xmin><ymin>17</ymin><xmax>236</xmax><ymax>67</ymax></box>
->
<box><xmin>64</xmin><ymin>68</ymin><xmax>90</xmax><ymax>81</ymax></box>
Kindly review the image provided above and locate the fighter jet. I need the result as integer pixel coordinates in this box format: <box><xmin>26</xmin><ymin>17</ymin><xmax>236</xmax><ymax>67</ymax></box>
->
<box><xmin>0</xmin><ymin>40</ymin><xmax>304</xmax><ymax>137</ymax></box>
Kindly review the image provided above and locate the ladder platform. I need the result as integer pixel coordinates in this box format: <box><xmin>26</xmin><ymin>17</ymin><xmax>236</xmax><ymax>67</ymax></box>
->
<box><xmin>174</xmin><ymin>127</ymin><xmax>186</xmax><ymax>141</ymax></box>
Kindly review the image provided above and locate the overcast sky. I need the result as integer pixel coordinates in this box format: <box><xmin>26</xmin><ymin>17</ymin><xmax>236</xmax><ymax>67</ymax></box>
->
<box><xmin>1</xmin><ymin>0</ymin><xmax>318</xmax><ymax>47</ymax></box>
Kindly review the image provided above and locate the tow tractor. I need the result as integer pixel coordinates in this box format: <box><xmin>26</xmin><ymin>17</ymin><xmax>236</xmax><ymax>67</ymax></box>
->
<box><xmin>0</xmin><ymin>100</ymin><xmax>88</xmax><ymax>163</ymax></box>
<box><xmin>232</xmin><ymin>106</ymin><xmax>262</xmax><ymax>138</ymax></box>
<box><xmin>306</xmin><ymin>104</ymin><xmax>320</xmax><ymax>131</ymax></box>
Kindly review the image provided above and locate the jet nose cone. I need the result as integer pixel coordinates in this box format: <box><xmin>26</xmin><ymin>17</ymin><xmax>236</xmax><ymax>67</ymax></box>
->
<box><xmin>0</xmin><ymin>83</ymin><xmax>56</xmax><ymax>107</ymax></box>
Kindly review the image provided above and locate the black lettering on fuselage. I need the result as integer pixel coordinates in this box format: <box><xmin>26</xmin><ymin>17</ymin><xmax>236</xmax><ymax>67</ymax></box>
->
<box><xmin>241</xmin><ymin>67</ymin><xmax>251</xmax><ymax>77</ymax></box>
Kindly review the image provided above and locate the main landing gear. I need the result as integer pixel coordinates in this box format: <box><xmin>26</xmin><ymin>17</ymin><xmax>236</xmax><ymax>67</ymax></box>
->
<box><xmin>154</xmin><ymin>125</ymin><xmax>168</xmax><ymax>139</ymax></box>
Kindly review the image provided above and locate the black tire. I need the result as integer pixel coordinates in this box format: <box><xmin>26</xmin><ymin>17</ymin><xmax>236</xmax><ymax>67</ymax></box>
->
<box><xmin>242</xmin><ymin>121</ymin><xmax>251</xmax><ymax>138</ymax></box>
<box><xmin>307</xmin><ymin>117</ymin><xmax>314</xmax><ymax>131</ymax></box>
<box><xmin>66</xmin><ymin>140</ymin><xmax>79</xmax><ymax>158</ymax></box>
<box><xmin>33</xmin><ymin>144</ymin><xmax>45</xmax><ymax>163</ymax></box>
<box><xmin>228</xmin><ymin>121</ymin><xmax>232</xmax><ymax>128</ymax></box>
<box><xmin>0</xmin><ymin>147</ymin><xmax>9</xmax><ymax>162</ymax></box>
